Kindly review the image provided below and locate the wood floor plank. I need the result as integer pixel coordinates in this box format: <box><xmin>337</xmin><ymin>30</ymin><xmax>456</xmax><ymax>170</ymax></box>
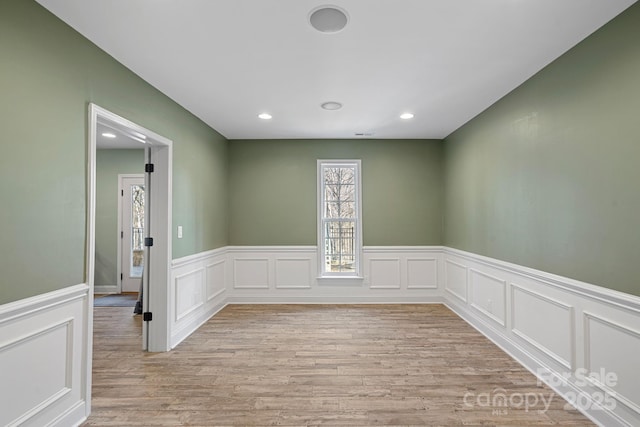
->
<box><xmin>83</xmin><ymin>304</ymin><xmax>594</xmax><ymax>426</ymax></box>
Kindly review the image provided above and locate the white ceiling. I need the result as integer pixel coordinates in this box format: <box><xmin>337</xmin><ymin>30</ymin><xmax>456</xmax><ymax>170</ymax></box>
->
<box><xmin>37</xmin><ymin>0</ymin><xmax>635</xmax><ymax>140</ymax></box>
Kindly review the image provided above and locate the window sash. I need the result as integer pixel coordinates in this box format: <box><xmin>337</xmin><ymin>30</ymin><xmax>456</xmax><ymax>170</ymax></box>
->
<box><xmin>318</xmin><ymin>161</ymin><xmax>361</xmax><ymax>277</ymax></box>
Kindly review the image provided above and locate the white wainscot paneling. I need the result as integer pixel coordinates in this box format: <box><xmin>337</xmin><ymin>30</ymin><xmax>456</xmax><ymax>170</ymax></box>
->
<box><xmin>469</xmin><ymin>268</ymin><xmax>506</xmax><ymax>327</ymax></box>
<box><xmin>511</xmin><ymin>284</ymin><xmax>574</xmax><ymax>369</ymax></box>
<box><xmin>170</xmin><ymin>248</ymin><xmax>228</xmax><ymax>349</ymax></box>
<box><xmin>445</xmin><ymin>259</ymin><xmax>467</xmax><ymax>302</ymax></box>
<box><xmin>206</xmin><ymin>260</ymin><xmax>226</xmax><ymax>301</ymax></box>
<box><xmin>369</xmin><ymin>258</ymin><xmax>401</xmax><ymax>289</ymax></box>
<box><xmin>0</xmin><ymin>284</ymin><xmax>88</xmax><ymax>427</ymax></box>
<box><xmin>175</xmin><ymin>268</ymin><xmax>204</xmax><ymax>321</ymax></box>
<box><xmin>1</xmin><ymin>321</ymin><xmax>72</xmax><ymax>426</ymax></box>
<box><xmin>407</xmin><ymin>258</ymin><xmax>438</xmax><ymax>289</ymax></box>
<box><xmin>233</xmin><ymin>258</ymin><xmax>269</xmax><ymax>289</ymax></box>
<box><xmin>228</xmin><ymin>246</ymin><xmax>442</xmax><ymax>303</ymax></box>
<box><xmin>584</xmin><ymin>312</ymin><xmax>640</xmax><ymax>416</ymax></box>
<box><xmin>275</xmin><ymin>258</ymin><xmax>311</xmax><ymax>289</ymax></box>
<box><xmin>227</xmin><ymin>247</ymin><xmax>318</xmax><ymax>298</ymax></box>
<box><xmin>443</xmin><ymin>248</ymin><xmax>640</xmax><ymax>427</ymax></box>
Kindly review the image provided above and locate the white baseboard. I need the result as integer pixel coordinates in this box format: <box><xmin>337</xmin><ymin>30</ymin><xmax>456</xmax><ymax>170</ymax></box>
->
<box><xmin>94</xmin><ymin>285</ymin><xmax>118</xmax><ymax>294</ymax></box>
<box><xmin>227</xmin><ymin>296</ymin><xmax>447</xmax><ymax>304</ymax></box>
<box><xmin>0</xmin><ymin>284</ymin><xmax>90</xmax><ymax>427</ymax></box>
<box><xmin>442</xmin><ymin>247</ymin><xmax>640</xmax><ymax>427</ymax></box>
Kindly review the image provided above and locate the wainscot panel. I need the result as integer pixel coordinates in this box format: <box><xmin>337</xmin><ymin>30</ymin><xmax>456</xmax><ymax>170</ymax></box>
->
<box><xmin>445</xmin><ymin>259</ymin><xmax>468</xmax><ymax>302</ymax></box>
<box><xmin>368</xmin><ymin>258</ymin><xmax>401</xmax><ymax>289</ymax></box>
<box><xmin>406</xmin><ymin>257</ymin><xmax>438</xmax><ymax>289</ymax></box>
<box><xmin>583</xmin><ymin>311</ymin><xmax>640</xmax><ymax>421</ymax></box>
<box><xmin>0</xmin><ymin>284</ymin><xmax>89</xmax><ymax>427</ymax></box>
<box><xmin>469</xmin><ymin>268</ymin><xmax>506</xmax><ymax>327</ymax></box>
<box><xmin>511</xmin><ymin>283</ymin><xmax>574</xmax><ymax>369</ymax></box>
<box><xmin>170</xmin><ymin>248</ymin><xmax>227</xmax><ymax>348</ymax></box>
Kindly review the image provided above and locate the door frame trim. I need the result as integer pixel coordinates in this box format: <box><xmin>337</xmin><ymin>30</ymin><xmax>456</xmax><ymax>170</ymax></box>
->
<box><xmin>86</xmin><ymin>103</ymin><xmax>173</xmax><ymax>414</ymax></box>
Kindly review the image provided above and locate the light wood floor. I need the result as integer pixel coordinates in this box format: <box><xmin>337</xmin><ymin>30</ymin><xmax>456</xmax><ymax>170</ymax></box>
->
<box><xmin>83</xmin><ymin>304</ymin><xmax>593</xmax><ymax>426</ymax></box>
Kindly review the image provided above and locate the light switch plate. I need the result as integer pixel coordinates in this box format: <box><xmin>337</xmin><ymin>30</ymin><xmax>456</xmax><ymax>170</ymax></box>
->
<box><xmin>177</xmin><ymin>225</ymin><xmax>183</xmax><ymax>239</ymax></box>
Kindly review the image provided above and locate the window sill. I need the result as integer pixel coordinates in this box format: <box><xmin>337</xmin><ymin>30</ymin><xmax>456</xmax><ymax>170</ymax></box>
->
<box><xmin>316</xmin><ymin>276</ymin><xmax>365</xmax><ymax>286</ymax></box>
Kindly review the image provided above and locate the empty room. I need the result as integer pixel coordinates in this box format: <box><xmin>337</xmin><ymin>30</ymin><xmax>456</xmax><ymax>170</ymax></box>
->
<box><xmin>1</xmin><ymin>1</ymin><xmax>639</xmax><ymax>426</ymax></box>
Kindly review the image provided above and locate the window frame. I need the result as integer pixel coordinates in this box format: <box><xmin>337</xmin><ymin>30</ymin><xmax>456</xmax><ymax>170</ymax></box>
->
<box><xmin>317</xmin><ymin>159</ymin><xmax>363</xmax><ymax>279</ymax></box>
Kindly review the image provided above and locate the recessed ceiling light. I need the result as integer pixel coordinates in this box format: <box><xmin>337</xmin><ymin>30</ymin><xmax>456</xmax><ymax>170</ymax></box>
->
<box><xmin>102</xmin><ymin>132</ymin><xmax>116</xmax><ymax>138</ymax></box>
<box><xmin>321</xmin><ymin>101</ymin><xmax>343</xmax><ymax>111</ymax></box>
<box><xmin>400</xmin><ymin>113</ymin><xmax>414</xmax><ymax>120</ymax></box>
<box><xmin>309</xmin><ymin>6</ymin><xmax>349</xmax><ymax>34</ymax></box>
<box><xmin>258</xmin><ymin>113</ymin><xmax>272</xmax><ymax>120</ymax></box>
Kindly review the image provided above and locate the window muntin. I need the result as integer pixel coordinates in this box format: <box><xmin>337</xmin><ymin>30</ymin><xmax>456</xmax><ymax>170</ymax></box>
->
<box><xmin>318</xmin><ymin>160</ymin><xmax>361</xmax><ymax>277</ymax></box>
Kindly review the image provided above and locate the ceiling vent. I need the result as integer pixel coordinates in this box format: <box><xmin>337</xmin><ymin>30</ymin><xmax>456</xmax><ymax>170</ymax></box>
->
<box><xmin>309</xmin><ymin>6</ymin><xmax>349</xmax><ymax>34</ymax></box>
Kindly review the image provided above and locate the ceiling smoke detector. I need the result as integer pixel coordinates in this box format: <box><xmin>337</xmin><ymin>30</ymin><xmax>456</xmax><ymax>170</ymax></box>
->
<box><xmin>309</xmin><ymin>6</ymin><xmax>349</xmax><ymax>34</ymax></box>
<box><xmin>321</xmin><ymin>101</ymin><xmax>343</xmax><ymax>110</ymax></box>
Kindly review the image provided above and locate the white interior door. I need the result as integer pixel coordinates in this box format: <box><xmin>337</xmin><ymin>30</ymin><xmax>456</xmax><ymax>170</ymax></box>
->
<box><xmin>120</xmin><ymin>175</ymin><xmax>145</xmax><ymax>293</ymax></box>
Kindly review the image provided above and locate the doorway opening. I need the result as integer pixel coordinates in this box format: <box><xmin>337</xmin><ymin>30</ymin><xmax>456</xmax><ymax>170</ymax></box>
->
<box><xmin>86</xmin><ymin>104</ymin><xmax>173</xmax><ymax>371</ymax></box>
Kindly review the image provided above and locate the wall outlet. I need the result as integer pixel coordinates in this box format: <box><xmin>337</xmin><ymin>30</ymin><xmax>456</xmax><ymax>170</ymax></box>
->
<box><xmin>177</xmin><ymin>225</ymin><xmax>183</xmax><ymax>239</ymax></box>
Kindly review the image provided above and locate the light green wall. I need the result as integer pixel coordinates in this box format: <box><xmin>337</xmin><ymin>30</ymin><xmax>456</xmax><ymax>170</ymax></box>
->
<box><xmin>0</xmin><ymin>0</ymin><xmax>228</xmax><ymax>304</ymax></box>
<box><xmin>443</xmin><ymin>3</ymin><xmax>640</xmax><ymax>296</ymax></box>
<box><xmin>2</xmin><ymin>0</ymin><xmax>638</xmax><ymax>304</ymax></box>
<box><xmin>95</xmin><ymin>150</ymin><xmax>144</xmax><ymax>287</ymax></box>
<box><xmin>229</xmin><ymin>139</ymin><xmax>443</xmax><ymax>246</ymax></box>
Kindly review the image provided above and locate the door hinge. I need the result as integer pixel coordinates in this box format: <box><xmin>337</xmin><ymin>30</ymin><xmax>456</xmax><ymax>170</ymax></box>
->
<box><xmin>120</xmin><ymin>273</ymin><xmax>123</xmax><ymax>281</ymax></box>
<box><xmin>121</xmin><ymin>231</ymin><xmax>123</xmax><ymax>238</ymax></box>
<box><xmin>145</xmin><ymin>163</ymin><xmax>154</xmax><ymax>173</ymax></box>
<box><xmin>143</xmin><ymin>312</ymin><xmax>153</xmax><ymax>322</ymax></box>
<box><xmin>144</xmin><ymin>237</ymin><xmax>154</xmax><ymax>247</ymax></box>
<box><xmin>121</xmin><ymin>189</ymin><xmax>124</xmax><ymax>196</ymax></box>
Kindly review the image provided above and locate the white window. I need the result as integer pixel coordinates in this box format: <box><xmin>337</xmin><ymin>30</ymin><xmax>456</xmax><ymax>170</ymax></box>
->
<box><xmin>317</xmin><ymin>160</ymin><xmax>362</xmax><ymax>278</ymax></box>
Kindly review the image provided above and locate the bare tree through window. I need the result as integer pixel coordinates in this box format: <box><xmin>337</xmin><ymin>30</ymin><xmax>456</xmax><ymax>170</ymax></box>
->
<box><xmin>131</xmin><ymin>184</ymin><xmax>145</xmax><ymax>277</ymax></box>
<box><xmin>319</xmin><ymin>162</ymin><xmax>360</xmax><ymax>275</ymax></box>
